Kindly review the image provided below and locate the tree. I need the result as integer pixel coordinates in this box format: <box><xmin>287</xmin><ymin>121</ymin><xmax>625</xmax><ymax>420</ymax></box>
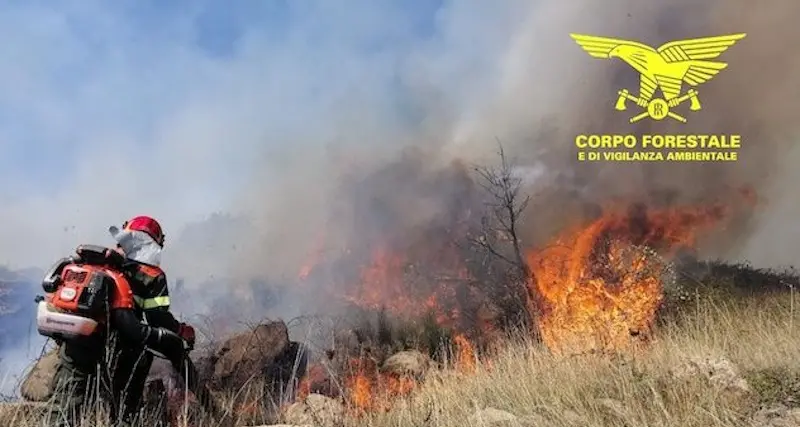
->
<box><xmin>469</xmin><ymin>141</ymin><xmax>539</xmax><ymax>334</ymax></box>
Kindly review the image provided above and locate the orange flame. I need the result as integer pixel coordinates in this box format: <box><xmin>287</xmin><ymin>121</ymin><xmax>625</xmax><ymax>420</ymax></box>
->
<box><xmin>298</xmin><ymin>233</ymin><xmax>327</xmax><ymax>281</ymax></box>
<box><xmin>453</xmin><ymin>333</ymin><xmax>476</xmax><ymax>374</ymax></box>
<box><xmin>527</xmin><ymin>203</ymin><xmax>729</xmax><ymax>354</ymax></box>
<box><xmin>342</xmin><ymin>243</ymin><xmax>470</xmax><ymax>328</ymax></box>
<box><xmin>343</xmin><ymin>358</ymin><xmax>417</xmax><ymax>415</ymax></box>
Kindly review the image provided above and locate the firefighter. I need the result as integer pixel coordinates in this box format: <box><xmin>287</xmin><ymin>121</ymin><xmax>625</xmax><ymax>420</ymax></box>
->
<box><xmin>45</xmin><ymin>216</ymin><xmax>201</xmax><ymax>427</ymax></box>
<box><xmin>44</xmin><ymin>255</ymin><xmax>187</xmax><ymax>427</ymax></box>
<box><xmin>107</xmin><ymin>215</ymin><xmax>201</xmax><ymax>421</ymax></box>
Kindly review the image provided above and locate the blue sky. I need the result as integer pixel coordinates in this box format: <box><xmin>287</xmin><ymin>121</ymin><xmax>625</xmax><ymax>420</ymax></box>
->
<box><xmin>0</xmin><ymin>0</ymin><xmax>442</xmax><ymax>193</ymax></box>
<box><xmin>0</xmin><ymin>0</ymin><xmax>532</xmax><ymax>270</ymax></box>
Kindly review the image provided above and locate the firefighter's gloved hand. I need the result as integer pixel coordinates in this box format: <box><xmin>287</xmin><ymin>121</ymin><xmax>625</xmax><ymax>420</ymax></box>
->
<box><xmin>178</xmin><ymin>322</ymin><xmax>196</xmax><ymax>351</ymax></box>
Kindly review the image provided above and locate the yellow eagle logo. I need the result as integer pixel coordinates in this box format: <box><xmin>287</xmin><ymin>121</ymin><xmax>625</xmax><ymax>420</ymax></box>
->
<box><xmin>569</xmin><ymin>33</ymin><xmax>746</xmax><ymax>123</ymax></box>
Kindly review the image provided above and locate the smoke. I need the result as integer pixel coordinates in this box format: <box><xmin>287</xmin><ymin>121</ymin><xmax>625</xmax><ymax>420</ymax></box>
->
<box><xmin>442</xmin><ymin>0</ymin><xmax>800</xmax><ymax>253</ymax></box>
<box><xmin>1</xmin><ymin>0</ymin><xmax>799</xmax><ymax>381</ymax></box>
<box><xmin>231</xmin><ymin>0</ymin><xmax>800</xmax><ymax>294</ymax></box>
<box><xmin>0</xmin><ymin>267</ymin><xmax>46</xmax><ymax>396</ymax></box>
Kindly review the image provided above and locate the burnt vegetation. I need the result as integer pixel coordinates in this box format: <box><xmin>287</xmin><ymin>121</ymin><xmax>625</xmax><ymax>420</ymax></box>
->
<box><xmin>4</xmin><ymin>148</ymin><xmax>800</xmax><ymax>426</ymax></box>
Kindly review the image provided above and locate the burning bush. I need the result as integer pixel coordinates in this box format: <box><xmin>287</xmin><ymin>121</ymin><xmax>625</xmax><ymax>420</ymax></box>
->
<box><xmin>527</xmin><ymin>203</ymin><xmax>730</xmax><ymax>355</ymax></box>
<box><xmin>297</xmin><ymin>151</ymin><xmax>522</xmax><ymax>348</ymax></box>
<box><xmin>282</xmin><ymin>145</ymin><xmax>765</xmax><ymax>414</ymax></box>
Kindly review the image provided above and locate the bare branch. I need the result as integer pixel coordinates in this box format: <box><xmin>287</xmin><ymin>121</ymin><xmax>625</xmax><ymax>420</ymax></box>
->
<box><xmin>469</xmin><ymin>138</ymin><xmax>541</xmax><ymax>334</ymax></box>
<box><xmin>467</xmin><ymin>235</ymin><xmax>517</xmax><ymax>266</ymax></box>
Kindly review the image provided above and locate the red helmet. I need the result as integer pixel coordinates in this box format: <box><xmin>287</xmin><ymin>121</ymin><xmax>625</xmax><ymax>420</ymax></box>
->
<box><xmin>123</xmin><ymin>216</ymin><xmax>165</xmax><ymax>247</ymax></box>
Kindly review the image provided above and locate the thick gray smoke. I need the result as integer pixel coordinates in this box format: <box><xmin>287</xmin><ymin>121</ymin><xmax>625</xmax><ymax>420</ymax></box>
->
<box><xmin>220</xmin><ymin>0</ymin><xmax>800</xmax><ymax>323</ymax></box>
<box><xmin>2</xmin><ymin>0</ymin><xmax>799</xmax><ymax>389</ymax></box>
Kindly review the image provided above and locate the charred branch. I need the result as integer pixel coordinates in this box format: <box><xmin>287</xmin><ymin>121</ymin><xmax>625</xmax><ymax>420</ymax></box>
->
<box><xmin>470</xmin><ymin>141</ymin><xmax>532</xmax><ymax>282</ymax></box>
<box><xmin>469</xmin><ymin>140</ymin><xmax>538</xmax><ymax>333</ymax></box>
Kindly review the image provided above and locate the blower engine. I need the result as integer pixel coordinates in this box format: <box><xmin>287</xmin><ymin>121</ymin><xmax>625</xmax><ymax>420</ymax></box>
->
<box><xmin>36</xmin><ymin>245</ymin><xmax>125</xmax><ymax>341</ymax></box>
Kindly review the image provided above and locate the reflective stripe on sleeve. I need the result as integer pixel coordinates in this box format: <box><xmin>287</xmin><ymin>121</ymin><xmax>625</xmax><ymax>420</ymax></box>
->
<box><xmin>133</xmin><ymin>295</ymin><xmax>170</xmax><ymax>309</ymax></box>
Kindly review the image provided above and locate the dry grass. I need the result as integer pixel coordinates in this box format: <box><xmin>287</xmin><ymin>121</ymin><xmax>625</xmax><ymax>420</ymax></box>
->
<box><xmin>4</xmin><ymin>291</ymin><xmax>800</xmax><ymax>427</ymax></box>
<box><xmin>349</xmin><ymin>292</ymin><xmax>800</xmax><ymax>427</ymax></box>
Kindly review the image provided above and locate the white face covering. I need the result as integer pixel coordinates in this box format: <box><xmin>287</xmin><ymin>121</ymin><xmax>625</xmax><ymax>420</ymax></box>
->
<box><xmin>109</xmin><ymin>226</ymin><xmax>163</xmax><ymax>267</ymax></box>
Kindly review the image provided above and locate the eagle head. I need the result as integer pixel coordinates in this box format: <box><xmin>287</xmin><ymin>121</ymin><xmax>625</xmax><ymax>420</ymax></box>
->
<box><xmin>609</xmin><ymin>45</ymin><xmax>636</xmax><ymax>59</ymax></box>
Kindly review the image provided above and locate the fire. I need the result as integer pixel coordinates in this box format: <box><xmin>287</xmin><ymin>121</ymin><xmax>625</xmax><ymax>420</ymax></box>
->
<box><xmin>453</xmin><ymin>333</ymin><xmax>476</xmax><ymax>374</ymax></box>
<box><xmin>293</xmin><ymin>229</ymin><xmax>486</xmax><ymax>413</ymax></box>
<box><xmin>341</xmin><ymin>243</ymin><xmax>469</xmax><ymax>327</ymax></box>
<box><xmin>340</xmin><ymin>335</ymin><xmax>476</xmax><ymax>413</ymax></box>
<box><xmin>296</xmin><ymin>337</ymin><xmax>479</xmax><ymax>414</ymax></box>
<box><xmin>298</xmin><ymin>233</ymin><xmax>327</xmax><ymax>281</ymax></box>
<box><xmin>293</xmin><ymin>177</ymin><xmax>750</xmax><ymax>408</ymax></box>
<box><xmin>343</xmin><ymin>358</ymin><xmax>417</xmax><ymax>414</ymax></box>
<box><xmin>527</xmin><ymin>203</ymin><xmax>729</xmax><ymax>355</ymax></box>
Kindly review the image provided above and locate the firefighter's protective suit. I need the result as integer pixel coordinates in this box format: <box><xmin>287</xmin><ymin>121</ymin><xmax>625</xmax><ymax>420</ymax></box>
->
<box><xmin>43</xmin><ymin>253</ymin><xmax>187</xmax><ymax>427</ymax></box>
<box><xmin>45</xmin><ymin>217</ymin><xmax>203</xmax><ymax>427</ymax></box>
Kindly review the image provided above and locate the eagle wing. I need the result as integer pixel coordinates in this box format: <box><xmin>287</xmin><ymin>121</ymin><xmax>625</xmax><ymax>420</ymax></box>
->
<box><xmin>569</xmin><ymin>34</ymin><xmax>655</xmax><ymax>58</ymax></box>
<box><xmin>656</xmin><ymin>34</ymin><xmax>746</xmax><ymax>85</ymax></box>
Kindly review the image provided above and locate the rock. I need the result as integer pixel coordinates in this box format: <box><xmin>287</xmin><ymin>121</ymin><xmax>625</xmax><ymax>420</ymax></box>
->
<box><xmin>381</xmin><ymin>350</ymin><xmax>431</xmax><ymax>380</ymax></box>
<box><xmin>468</xmin><ymin>408</ymin><xmax>522</xmax><ymax>426</ymax></box>
<box><xmin>20</xmin><ymin>347</ymin><xmax>60</xmax><ymax>401</ymax></box>
<box><xmin>0</xmin><ymin>402</ymin><xmax>47</xmax><ymax>424</ymax></box>
<box><xmin>282</xmin><ymin>393</ymin><xmax>344</xmax><ymax>427</ymax></box>
<box><xmin>670</xmin><ymin>355</ymin><xmax>752</xmax><ymax>399</ymax></box>
<box><xmin>211</xmin><ymin>321</ymin><xmax>291</xmax><ymax>390</ymax></box>
<box><xmin>752</xmin><ymin>404</ymin><xmax>800</xmax><ymax>427</ymax></box>
<box><xmin>193</xmin><ymin>349</ymin><xmax>216</xmax><ymax>384</ymax></box>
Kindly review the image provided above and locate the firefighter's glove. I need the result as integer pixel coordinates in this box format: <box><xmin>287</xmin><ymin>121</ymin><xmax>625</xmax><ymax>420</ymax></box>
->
<box><xmin>178</xmin><ymin>322</ymin><xmax>196</xmax><ymax>351</ymax></box>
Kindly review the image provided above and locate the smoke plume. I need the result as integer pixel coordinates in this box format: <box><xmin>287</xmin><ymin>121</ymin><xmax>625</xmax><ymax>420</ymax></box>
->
<box><xmin>226</xmin><ymin>0</ymin><xmax>800</xmax><ymax>308</ymax></box>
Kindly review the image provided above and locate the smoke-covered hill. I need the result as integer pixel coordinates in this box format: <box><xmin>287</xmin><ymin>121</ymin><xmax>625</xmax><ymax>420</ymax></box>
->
<box><xmin>0</xmin><ymin>267</ymin><xmax>45</xmax><ymax>395</ymax></box>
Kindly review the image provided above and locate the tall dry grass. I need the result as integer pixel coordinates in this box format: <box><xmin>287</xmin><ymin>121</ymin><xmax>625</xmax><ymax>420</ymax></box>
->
<box><xmin>4</xmin><ymin>290</ymin><xmax>800</xmax><ymax>426</ymax></box>
<box><xmin>350</xmin><ymin>292</ymin><xmax>800</xmax><ymax>427</ymax></box>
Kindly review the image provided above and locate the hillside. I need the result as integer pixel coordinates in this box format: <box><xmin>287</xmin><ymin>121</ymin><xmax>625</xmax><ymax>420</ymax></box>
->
<box><xmin>0</xmin><ymin>176</ymin><xmax>788</xmax><ymax>426</ymax></box>
<box><xmin>2</xmin><ymin>261</ymin><xmax>800</xmax><ymax>427</ymax></box>
<box><xmin>346</xmin><ymin>292</ymin><xmax>800</xmax><ymax>427</ymax></box>
<box><xmin>0</xmin><ymin>266</ymin><xmax>43</xmax><ymax>388</ymax></box>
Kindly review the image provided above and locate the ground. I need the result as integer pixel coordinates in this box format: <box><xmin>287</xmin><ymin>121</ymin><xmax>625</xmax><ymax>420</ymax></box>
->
<box><xmin>324</xmin><ymin>293</ymin><xmax>800</xmax><ymax>427</ymax></box>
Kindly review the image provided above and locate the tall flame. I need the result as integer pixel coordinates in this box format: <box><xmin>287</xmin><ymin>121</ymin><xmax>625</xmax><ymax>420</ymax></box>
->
<box><xmin>527</xmin><ymin>203</ymin><xmax>729</xmax><ymax>354</ymax></box>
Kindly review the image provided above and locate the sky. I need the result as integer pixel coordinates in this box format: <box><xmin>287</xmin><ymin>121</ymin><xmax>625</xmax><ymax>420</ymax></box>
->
<box><xmin>0</xmin><ymin>0</ymin><xmax>514</xmax><ymax>270</ymax></box>
<box><xmin>2</xmin><ymin>0</ymin><xmax>800</xmax><ymax>285</ymax></box>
